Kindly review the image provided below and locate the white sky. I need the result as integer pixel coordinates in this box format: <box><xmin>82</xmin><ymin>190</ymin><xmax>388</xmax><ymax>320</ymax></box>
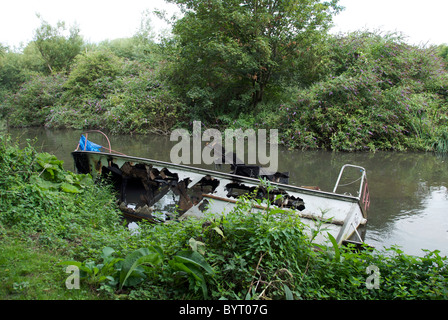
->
<box><xmin>0</xmin><ymin>0</ymin><xmax>447</xmax><ymax>49</ymax></box>
<box><xmin>332</xmin><ymin>0</ymin><xmax>448</xmax><ymax>46</ymax></box>
<box><xmin>0</xmin><ymin>0</ymin><xmax>179</xmax><ymax>48</ymax></box>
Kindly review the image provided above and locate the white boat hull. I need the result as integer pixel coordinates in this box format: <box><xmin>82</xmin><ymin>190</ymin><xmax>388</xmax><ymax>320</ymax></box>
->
<box><xmin>72</xmin><ymin>151</ymin><xmax>369</xmax><ymax>247</ymax></box>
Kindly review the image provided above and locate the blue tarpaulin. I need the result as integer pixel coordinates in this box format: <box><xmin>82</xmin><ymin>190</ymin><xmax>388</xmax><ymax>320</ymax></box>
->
<box><xmin>79</xmin><ymin>135</ymin><xmax>103</xmax><ymax>152</ymax></box>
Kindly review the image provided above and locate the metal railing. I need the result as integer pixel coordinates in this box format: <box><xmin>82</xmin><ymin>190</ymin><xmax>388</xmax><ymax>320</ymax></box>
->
<box><xmin>333</xmin><ymin>164</ymin><xmax>370</xmax><ymax>213</ymax></box>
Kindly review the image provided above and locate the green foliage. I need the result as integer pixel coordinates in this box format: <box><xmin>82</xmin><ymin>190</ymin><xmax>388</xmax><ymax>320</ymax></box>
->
<box><xmin>119</xmin><ymin>246</ymin><xmax>163</xmax><ymax>289</ymax></box>
<box><xmin>32</xmin><ymin>152</ymin><xmax>93</xmax><ymax>194</ymax></box>
<box><xmin>1</xmin><ymin>141</ymin><xmax>447</xmax><ymax>299</ymax></box>
<box><xmin>0</xmin><ymin>48</ymin><xmax>43</xmax><ymax>94</ymax></box>
<box><xmin>33</xmin><ymin>15</ymin><xmax>83</xmax><ymax>74</ymax></box>
<box><xmin>165</xmin><ymin>0</ymin><xmax>341</xmax><ymax>120</ymax></box>
<box><xmin>125</xmin><ymin>192</ymin><xmax>448</xmax><ymax>300</ymax></box>
<box><xmin>58</xmin><ymin>246</ymin><xmax>164</xmax><ymax>291</ymax></box>
<box><xmin>169</xmin><ymin>249</ymin><xmax>214</xmax><ymax>298</ymax></box>
<box><xmin>61</xmin><ymin>243</ymin><xmax>213</xmax><ymax>298</ymax></box>
<box><xmin>2</xmin><ymin>73</ymin><xmax>66</xmax><ymax>126</ymax></box>
<box><xmin>273</xmin><ymin>31</ymin><xmax>448</xmax><ymax>152</ymax></box>
<box><xmin>1</xmin><ymin>45</ymin><xmax>183</xmax><ymax>134</ymax></box>
<box><xmin>433</xmin><ymin>129</ymin><xmax>448</xmax><ymax>154</ymax></box>
<box><xmin>0</xmin><ymin>234</ymin><xmax>106</xmax><ymax>300</ymax></box>
<box><xmin>97</xmin><ymin>21</ymin><xmax>162</xmax><ymax>68</ymax></box>
<box><xmin>437</xmin><ymin>44</ymin><xmax>448</xmax><ymax>69</ymax></box>
<box><xmin>0</xmin><ymin>52</ymin><xmax>27</xmax><ymax>94</ymax></box>
<box><xmin>45</xmin><ymin>59</ymin><xmax>184</xmax><ymax>134</ymax></box>
<box><xmin>0</xmin><ymin>135</ymin><xmax>122</xmax><ymax>250</ymax></box>
<box><xmin>101</xmin><ymin>63</ymin><xmax>184</xmax><ymax>134</ymax></box>
<box><xmin>62</xmin><ymin>50</ymin><xmax>121</xmax><ymax>98</ymax></box>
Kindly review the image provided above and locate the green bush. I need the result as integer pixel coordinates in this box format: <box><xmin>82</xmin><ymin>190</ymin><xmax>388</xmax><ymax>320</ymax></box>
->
<box><xmin>43</xmin><ymin>55</ymin><xmax>185</xmax><ymax>134</ymax></box>
<box><xmin>102</xmin><ymin>65</ymin><xmax>184</xmax><ymax>134</ymax></box>
<box><xmin>0</xmin><ymin>135</ymin><xmax>122</xmax><ymax>252</ymax></box>
<box><xmin>1</xmin><ymin>73</ymin><xmax>66</xmax><ymax>127</ymax></box>
<box><xmin>62</xmin><ymin>50</ymin><xmax>122</xmax><ymax>98</ymax></box>
<box><xmin>271</xmin><ymin>31</ymin><xmax>448</xmax><ymax>151</ymax></box>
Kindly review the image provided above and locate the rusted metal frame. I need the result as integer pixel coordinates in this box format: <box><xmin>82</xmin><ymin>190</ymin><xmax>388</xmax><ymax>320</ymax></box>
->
<box><xmin>362</xmin><ymin>180</ymin><xmax>370</xmax><ymax>211</ymax></box>
<box><xmin>73</xmin><ymin>151</ymin><xmax>368</xmax><ymax>245</ymax></box>
<box><xmin>171</xmin><ymin>179</ymin><xmax>194</xmax><ymax>213</ymax></box>
<box><xmin>75</xmin><ymin>130</ymin><xmax>127</xmax><ymax>155</ymax></box>
<box><xmin>72</xmin><ymin>151</ymin><xmax>365</xmax><ymax>232</ymax></box>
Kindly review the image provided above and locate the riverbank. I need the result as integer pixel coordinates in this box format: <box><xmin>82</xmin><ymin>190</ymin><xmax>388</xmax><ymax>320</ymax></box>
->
<box><xmin>2</xmin><ymin>31</ymin><xmax>448</xmax><ymax>154</ymax></box>
<box><xmin>1</xmin><ymin>135</ymin><xmax>447</xmax><ymax>300</ymax></box>
<box><xmin>5</xmin><ymin>125</ymin><xmax>448</xmax><ymax>257</ymax></box>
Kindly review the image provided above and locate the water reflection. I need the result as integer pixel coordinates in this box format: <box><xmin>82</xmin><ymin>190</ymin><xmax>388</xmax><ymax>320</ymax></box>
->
<box><xmin>3</xmin><ymin>127</ymin><xmax>448</xmax><ymax>257</ymax></box>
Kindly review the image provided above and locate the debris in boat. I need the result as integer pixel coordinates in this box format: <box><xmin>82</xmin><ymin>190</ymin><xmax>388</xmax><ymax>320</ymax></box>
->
<box><xmin>224</xmin><ymin>181</ymin><xmax>305</xmax><ymax>211</ymax></box>
<box><xmin>206</xmin><ymin>141</ymin><xmax>290</xmax><ymax>183</ymax></box>
<box><xmin>90</xmin><ymin>156</ymin><xmax>306</xmax><ymax>221</ymax></box>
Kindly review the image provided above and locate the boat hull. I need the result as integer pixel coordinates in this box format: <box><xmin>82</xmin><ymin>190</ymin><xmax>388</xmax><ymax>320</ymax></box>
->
<box><xmin>72</xmin><ymin>151</ymin><xmax>368</xmax><ymax>246</ymax></box>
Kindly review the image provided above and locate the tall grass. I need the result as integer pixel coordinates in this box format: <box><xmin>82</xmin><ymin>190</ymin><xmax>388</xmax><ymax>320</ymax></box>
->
<box><xmin>433</xmin><ymin>130</ymin><xmax>448</xmax><ymax>154</ymax></box>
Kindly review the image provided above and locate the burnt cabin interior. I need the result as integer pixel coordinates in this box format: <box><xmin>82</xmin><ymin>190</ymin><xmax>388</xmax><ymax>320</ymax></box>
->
<box><xmin>72</xmin><ymin>152</ymin><xmax>305</xmax><ymax>221</ymax></box>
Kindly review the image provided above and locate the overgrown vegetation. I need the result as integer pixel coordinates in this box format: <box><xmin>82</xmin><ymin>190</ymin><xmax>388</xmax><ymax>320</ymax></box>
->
<box><xmin>1</xmin><ymin>0</ymin><xmax>448</xmax><ymax>301</ymax></box>
<box><xmin>270</xmin><ymin>31</ymin><xmax>448</xmax><ymax>152</ymax></box>
<box><xmin>1</xmin><ymin>1</ymin><xmax>448</xmax><ymax>152</ymax></box>
<box><xmin>0</xmin><ymin>135</ymin><xmax>122</xmax><ymax>253</ymax></box>
<box><xmin>1</xmin><ymin>138</ymin><xmax>447</xmax><ymax>300</ymax></box>
<box><xmin>163</xmin><ymin>0</ymin><xmax>341</xmax><ymax>118</ymax></box>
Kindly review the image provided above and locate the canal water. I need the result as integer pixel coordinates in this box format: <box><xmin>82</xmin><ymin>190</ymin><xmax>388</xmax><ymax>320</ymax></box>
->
<box><xmin>4</xmin><ymin>127</ymin><xmax>448</xmax><ymax>257</ymax></box>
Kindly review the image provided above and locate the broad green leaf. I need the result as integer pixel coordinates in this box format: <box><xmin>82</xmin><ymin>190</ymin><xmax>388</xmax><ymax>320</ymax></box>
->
<box><xmin>60</xmin><ymin>182</ymin><xmax>82</xmax><ymax>193</ymax></box>
<box><xmin>120</xmin><ymin>247</ymin><xmax>162</xmax><ymax>288</ymax></box>
<box><xmin>327</xmin><ymin>232</ymin><xmax>340</xmax><ymax>262</ymax></box>
<box><xmin>173</xmin><ymin>250</ymin><xmax>214</xmax><ymax>275</ymax></box>
<box><xmin>189</xmin><ymin>238</ymin><xmax>206</xmax><ymax>254</ymax></box>
<box><xmin>169</xmin><ymin>260</ymin><xmax>208</xmax><ymax>298</ymax></box>
<box><xmin>152</xmin><ymin>245</ymin><xmax>164</xmax><ymax>259</ymax></box>
<box><xmin>284</xmin><ymin>284</ymin><xmax>294</xmax><ymax>300</ymax></box>
<box><xmin>29</xmin><ymin>175</ymin><xmax>60</xmax><ymax>190</ymax></box>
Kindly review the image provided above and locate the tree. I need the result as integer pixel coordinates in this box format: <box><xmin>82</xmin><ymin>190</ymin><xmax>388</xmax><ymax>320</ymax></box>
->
<box><xmin>0</xmin><ymin>43</ymin><xmax>48</xmax><ymax>97</ymax></box>
<box><xmin>437</xmin><ymin>44</ymin><xmax>448</xmax><ymax>69</ymax></box>
<box><xmin>165</xmin><ymin>0</ymin><xmax>341</xmax><ymax>119</ymax></box>
<box><xmin>273</xmin><ymin>31</ymin><xmax>448</xmax><ymax>152</ymax></box>
<box><xmin>33</xmin><ymin>14</ymin><xmax>83</xmax><ymax>73</ymax></box>
<box><xmin>62</xmin><ymin>50</ymin><xmax>122</xmax><ymax>98</ymax></box>
<box><xmin>0</xmin><ymin>51</ymin><xmax>31</xmax><ymax>92</ymax></box>
<box><xmin>0</xmin><ymin>44</ymin><xmax>6</xmax><ymax>57</ymax></box>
